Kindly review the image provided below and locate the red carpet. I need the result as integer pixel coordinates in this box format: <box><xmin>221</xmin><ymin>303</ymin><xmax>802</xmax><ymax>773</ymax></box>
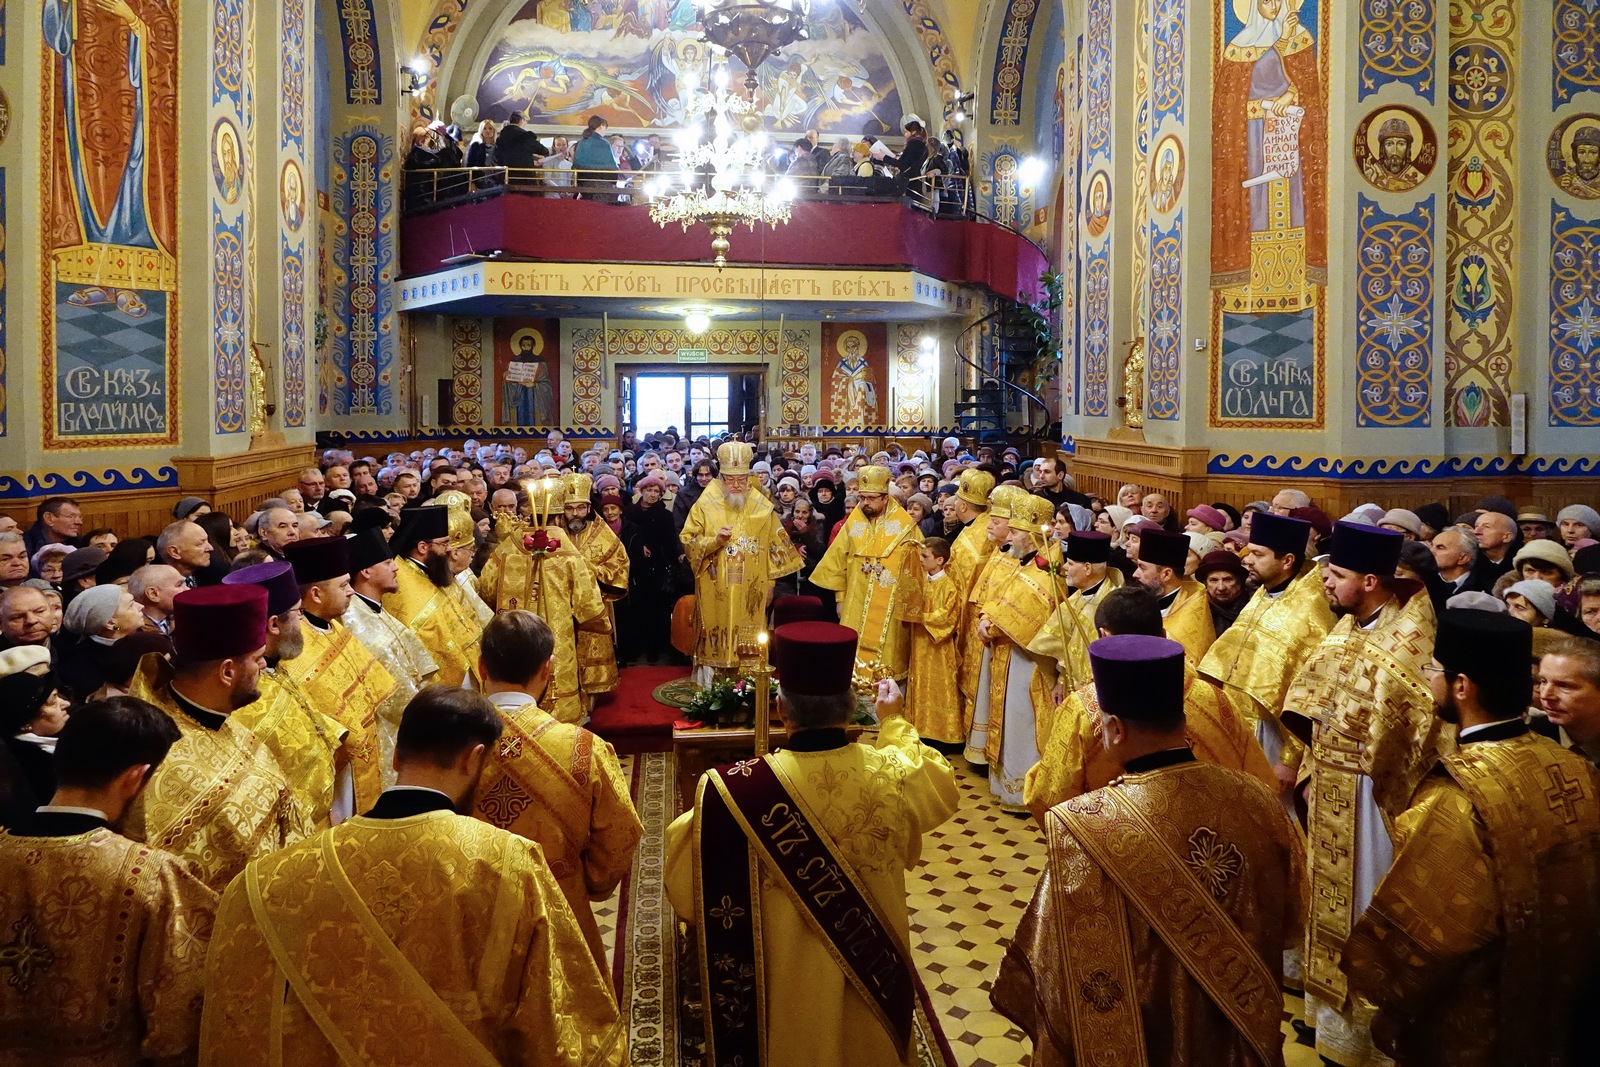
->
<box><xmin>589</xmin><ymin>665</ymin><xmax>690</xmax><ymax>755</ymax></box>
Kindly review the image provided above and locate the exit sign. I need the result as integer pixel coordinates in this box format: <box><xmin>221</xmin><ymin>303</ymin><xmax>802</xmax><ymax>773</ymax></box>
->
<box><xmin>677</xmin><ymin>348</ymin><xmax>709</xmax><ymax>363</ymax></box>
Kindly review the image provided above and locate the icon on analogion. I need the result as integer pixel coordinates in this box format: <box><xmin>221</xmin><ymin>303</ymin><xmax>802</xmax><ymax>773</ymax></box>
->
<box><xmin>1354</xmin><ymin>106</ymin><xmax>1436</xmax><ymax>193</ymax></box>
<box><xmin>1150</xmin><ymin>135</ymin><xmax>1185</xmax><ymax>213</ymax></box>
<box><xmin>1548</xmin><ymin>114</ymin><xmax>1600</xmax><ymax>200</ymax></box>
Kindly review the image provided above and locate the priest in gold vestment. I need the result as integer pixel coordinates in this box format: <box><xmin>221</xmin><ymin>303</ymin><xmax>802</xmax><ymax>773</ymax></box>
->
<box><xmin>479</xmin><ymin>478</ymin><xmax>611</xmax><ymax>723</ymax></box>
<box><xmin>433</xmin><ymin>490</ymin><xmax>496</xmax><ymax>629</ymax></box>
<box><xmin>561</xmin><ymin>474</ymin><xmax>629</xmax><ymax>698</ymax></box>
<box><xmin>384</xmin><ymin>506</ymin><xmax>484</xmax><ymax>687</ymax></box>
<box><xmin>1345</xmin><ymin>611</ymin><xmax>1600</xmax><ymax>1067</ymax></box>
<box><xmin>1025</xmin><ymin>585</ymin><xmax>1276</xmax><ymax>825</ymax></box>
<box><xmin>963</xmin><ymin>484</ymin><xmax>1027</xmax><ymax>768</ymax></box>
<box><xmin>283</xmin><ymin>535</ymin><xmax>402</xmax><ymax>807</ymax></box>
<box><xmin>973</xmin><ymin>494</ymin><xmax>1062</xmax><ymax>811</ymax></box>
<box><xmin>904</xmin><ymin>537</ymin><xmax>963</xmax><ymax>745</ymax></box>
<box><xmin>1027</xmin><ymin>530</ymin><xmax>1124</xmax><ymax>717</ymax></box>
<box><xmin>995</xmin><ymin>634</ymin><xmax>1306</xmax><ymax>1067</ymax></box>
<box><xmin>809</xmin><ymin>465</ymin><xmax>923</xmax><ymax>685</ymax></box>
<box><xmin>341</xmin><ymin>527</ymin><xmax>440</xmax><ymax>770</ymax></box>
<box><xmin>223</xmin><ymin>560</ymin><xmax>348</xmax><ymax>827</ymax></box>
<box><xmin>948</xmin><ymin>469</ymin><xmax>996</xmax><ymax>729</ymax></box>
<box><xmin>680</xmin><ymin>442</ymin><xmax>801</xmax><ymax>682</ymax></box>
<box><xmin>472</xmin><ymin>611</ymin><xmax>642</xmax><ymax>974</ymax></box>
<box><xmin>1135</xmin><ymin>528</ymin><xmax>1217</xmax><ymax>663</ymax></box>
<box><xmin>1199</xmin><ymin>511</ymin><xmax>1330</xmax><ymax>795</ymax></box>
<box><xmin>127</xmin><ymin>584</ymin><xmax>311</xmax><ymax>893</ymax></box>
<box><xmin>1281</xmin><ymin>521</ymin><xmax>1446</xmax><ymax>1067</ymax></box>
<box><xmin>0</xmin><ymin>697</ymin><xmax>218</xmax><ymax>1067</ymax></box>
<box><xmin>200</xmin><ymin>686</ymin><xmax>626</xmax><ymax>1067</ymax></box>
<box><xmin>666</xmin><ymin>623</ymin><xmax>959</xmax><ymax>1067</ymax></box>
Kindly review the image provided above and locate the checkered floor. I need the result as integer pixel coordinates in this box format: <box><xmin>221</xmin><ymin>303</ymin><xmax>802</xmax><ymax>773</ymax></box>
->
<box><xmin>599</xmin><ymin>753</ymin><xmax>1323</xmax><ymax>1067</ymax></box>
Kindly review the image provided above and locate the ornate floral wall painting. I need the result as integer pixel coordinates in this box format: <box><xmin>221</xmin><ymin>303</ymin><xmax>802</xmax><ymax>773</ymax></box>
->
<box><xmin>40</xmin><ymin>0</ymin><xmax>179</xmax><ymax>447</ymax></box>
<box><xmin>1209</xmin><ymin>0</ymin><xmax>1326</xmax><ymax>428</ymax></box>
<box><xmin>823</xmin><ymin>321</ymin><xmax>887</xmax><ymax>426</ymax></box>
<box><xmin>474</xmin><ymin>0</ymin><xmax>900</xmax><ymax>136</ymax></box>
<box><xmin>494</xmin><ymin>319</ymin><xmax>562</xmax><ymax>427</ymax></box>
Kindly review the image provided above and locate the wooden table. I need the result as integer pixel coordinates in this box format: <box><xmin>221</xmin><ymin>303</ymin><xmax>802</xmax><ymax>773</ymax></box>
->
<box><xmin>671</xmin><ymin>722</ymin><xmax>865</xmax><ymax>812</ymax></box>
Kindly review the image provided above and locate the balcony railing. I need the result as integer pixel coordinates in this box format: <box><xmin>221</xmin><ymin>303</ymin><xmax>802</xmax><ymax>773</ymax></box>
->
<box><xmin>402</xmin><ymin>165</ymin><xmax>975</xmax><ymax>220</ymax></box>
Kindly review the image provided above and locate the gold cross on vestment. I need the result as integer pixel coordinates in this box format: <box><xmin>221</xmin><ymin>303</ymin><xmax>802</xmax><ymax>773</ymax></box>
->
<box><xmin>1319</xmin><ymin>786</ymin><xmax>1350</xmax><ymax>816</ymax></box>
<box><xmin>0</xmin><ymin>917</ymin><xmax>54</xmax><ymax>993</ymax></box>
<box><xmin>1545</xmin><ymin>765</ymin><xmax>1587</xmax><ymax>822</ymax></box>
<box><xmin>1316</xmin><ymin>882</ymin><xmax>1350</xmax><ymax>914</ymax></box>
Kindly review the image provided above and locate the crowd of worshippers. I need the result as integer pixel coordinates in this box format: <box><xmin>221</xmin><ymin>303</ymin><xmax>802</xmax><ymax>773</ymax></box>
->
<box><xmin>1</xmin><ymin>434</ymin><xmax>1599</xmax><ymax>1065</ymax></box>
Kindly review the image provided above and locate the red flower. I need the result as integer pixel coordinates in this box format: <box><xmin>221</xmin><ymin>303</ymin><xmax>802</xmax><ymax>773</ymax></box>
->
<box><xmin>1034</xmin><ymin>554</ymin><xmax>1049</xmax><ymax>569</ymax></box>
<box><xmin>523</xmin><ymin>530</ymin><xmax>562</xmax><ymax>554</ymax></box>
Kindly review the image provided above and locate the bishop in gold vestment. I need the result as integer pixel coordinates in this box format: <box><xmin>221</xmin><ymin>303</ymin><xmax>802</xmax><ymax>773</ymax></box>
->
<box><xmin>1344</xmin><ymin>609</ymin><xmax>1600</xmax><ymax>1067</ymax></box>
<box><xmin>384</xmin><ymin>506</ymin><xmax>484</xmax><ymax>687</ymax></box>
<box><xmin>1282</xmin><ymin>522</ymin><xmax>1445</xmax><ymax>1067</ymax></box>
<box><xmin>809</xmin><ymin>466</ymin><xmax>923</xmax><ymax>685</ymax></box>
<box><xmin>127</xmin><ymin>586</ymin><xmax>313</xmax><ymax>893</ymax></box>
<box><xmin>476</xmin><ymin>690</ymin><xmax>642</xmax><ymax>974</ymax></box>
<box><xmin>562</xmin><ymin>474</ymin><xmax>630</xmax><ymax>697</ymax></box>
<box><xmin>479</xmin><ymin>507</ymin><xmax>610</xmax><ymax>724</ymax></box>
<box><xmin>680</xmin><ymin>443</ymin><xmax>801</xmax><ymax>679</ymax></box>
<box><xmin>665</xmin><ymin>628</ymin><xmax>959</xmax><ymax>1067</ymax></box>
<box><xmin>995</xmin><ymin>635</ymin><xmax>1305</xmax><ymax>1067</ymax></box>
<box><xmin>1199</xmin><ymin>512</ymin><xmax>1330</xmax><ymax>782</ymax></box>
<box><xmin>200</xmin><ymin>791</ymin><xmax>626</xmax><ymax>1066</ymax></box>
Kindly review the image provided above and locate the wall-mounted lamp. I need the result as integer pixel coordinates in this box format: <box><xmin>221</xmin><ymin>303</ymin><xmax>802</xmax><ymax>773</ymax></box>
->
<box><xmin>402</xmin><ymin>60</ymin><xmax>429</xmax><ymax>96</ymax></box>
<box><xmin>919</xmin><ymin>334</ymin><xmax>938</xmax><ymax>373</ymax></box>
<box><xmin>949</xmin><ymin>91</ymin><xmax>975</xmax><ymax>126</ymax></box>
<box><xmin>1018</xmin><ymin>155</ymin><xmax>1047</xmax><ymax>188</ymax></box>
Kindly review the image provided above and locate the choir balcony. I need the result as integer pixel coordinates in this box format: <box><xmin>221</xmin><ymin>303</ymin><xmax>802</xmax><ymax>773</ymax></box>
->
<box><xmin>397</xmin><ymin>167</ymin><xmax>1048</xmax><ymax>313</ymax></box>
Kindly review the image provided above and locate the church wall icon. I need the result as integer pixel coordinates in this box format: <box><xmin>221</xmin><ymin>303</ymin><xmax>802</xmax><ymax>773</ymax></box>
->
<box><xmin>1354</xmin><ymin>105</ymin><xmax>1437</xmax><ymax>194</ymax></box>
<box><xmin>1547</xmin><ymin>114</ymin><xmax>1600</xmax><ymax>200</ymax></box>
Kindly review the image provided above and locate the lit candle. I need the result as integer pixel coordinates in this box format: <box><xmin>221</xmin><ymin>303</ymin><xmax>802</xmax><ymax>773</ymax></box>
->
<box><xmin>758</xmin><ymin>630</ymin><xmax>768</xmax><ymax>666</ymax></box>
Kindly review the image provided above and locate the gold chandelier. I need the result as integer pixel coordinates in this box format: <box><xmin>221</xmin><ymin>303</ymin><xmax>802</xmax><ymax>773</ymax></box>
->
<box><xmin>646</xmin><ymin>65</ymin><xmax>795</xmax><ymax>269</ymax></box>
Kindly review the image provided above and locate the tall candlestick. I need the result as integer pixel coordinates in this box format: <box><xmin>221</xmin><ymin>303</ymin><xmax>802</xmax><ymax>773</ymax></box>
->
<box><xmin>753</xmin><ymin>630</ymin><xmax>772</xmax><ymax>756</ymax></box>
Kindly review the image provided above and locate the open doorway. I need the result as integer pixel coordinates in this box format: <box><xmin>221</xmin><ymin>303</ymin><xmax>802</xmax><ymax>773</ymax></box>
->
<box><xmin>619</xmin><ymin>367</ymin><xmax>765</xmax><ymax>438</ymax></box>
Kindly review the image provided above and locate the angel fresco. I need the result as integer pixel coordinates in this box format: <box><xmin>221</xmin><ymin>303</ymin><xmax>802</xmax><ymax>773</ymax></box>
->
<box><xmin>473</xmin><ymin>0</ymin><xmax>900</xmax><ymax>136</ymax></box>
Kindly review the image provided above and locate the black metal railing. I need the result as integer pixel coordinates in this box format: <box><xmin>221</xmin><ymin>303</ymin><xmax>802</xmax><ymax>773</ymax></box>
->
<box><xmin>953</xmin><ymin>306</ymin><xmax>1052</xmax><ymax>441</ymax></box>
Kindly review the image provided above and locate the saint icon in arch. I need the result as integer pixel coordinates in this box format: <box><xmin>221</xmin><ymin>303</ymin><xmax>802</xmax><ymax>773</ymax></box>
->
<box><xmin>502</xmin><ymin>327</ymin><xmax>555</xmax><ymax>426</ymax></box>
<box><xmin>829</xmin><ymin>328</ymin><xmax>879</xmax><ymax>424</ymax></box>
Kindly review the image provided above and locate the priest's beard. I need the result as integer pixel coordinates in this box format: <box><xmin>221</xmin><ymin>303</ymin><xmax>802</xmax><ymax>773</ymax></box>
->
<box><xmin>454</xmin><ymin>765</ymin><xmax>489</xmax><ymax>815</ymax></box>
<box><xmin>1435</xmin><ymin>689</ymin><xmax>1460</xmax><ymax>725</ymax></box>
<box><xmin>422</xmin><ymin>549</ymin><xmax>453</xmax><ymax>588</ymax></box>
<box><xmin>272</xmin><ymin>624</ymin><xmax>306</xmax><ymax>663</ymax></box>
<box><xmin>725</xmin><ymin>491</ymin><xmax>747</xmax><ymax>511</ymax></box>
<box><xmin>566</xmin><ymin>516</ymin><xmax>589</xmax><ymax>535</ymax></box>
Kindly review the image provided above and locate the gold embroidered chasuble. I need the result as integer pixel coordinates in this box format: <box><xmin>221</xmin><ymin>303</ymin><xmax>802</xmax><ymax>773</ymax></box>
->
<box><xmin>340</xmin><ymin>595</ymin><xmax>438</xmax><ymax>771</ymax></box>
<box><xmin>383</xmin><ymin>557</ymin><xmax>482</xmax><ymax>688</ymax></box>
<box><xmin>1199</xmin><ymin>568</ymin><xmax>1333</xmax><ymax>770</ymax></box>
<box><xmin>480</xmin><ymin>528</ymin><xmax>610</xmax><ymax>723</ymax></box>
<box><xmin>952</xmin><ymin>523</ymin><xmax>997</xmax><ymax>721</ymax></box>
<box><xmin>994</xmin><ymin>759</ymin><xmax>1306</xmax><ymax>1067</ymax></box>
<box><xmin>473</xmin><ymin>698</ymin><xmax>643</xmax><ymax>974</ymax></box>
<box><xmin>905</xmin><ymin>571</ymin><xmax>963</xmax><ymax>743</ymax></box>
<box><xmin>285</xmin><ymin>618</ymin><xmax>400</xmax><ymax>807</ymax></box>
<box><xmin>233</xmin><ymin>667</ymin><xmax>346</xmax><ymax>830</ymax></box>
<box><xmin>960</xmin><ymin>552</ymin><xmax>1010</xmax><ymax>736</ymax></box>
<box><xmin>809</xmin><ymin>501</ymin><xmax>924</xmax><ymax>683</ymax></box>
<box><xmin>1282</xmin><ymin>589</ymin><xmax>1447</xmax><ymax>1012</ymax></box>
<box><xmin>568</xmin><ymin>521</ymin><xmax>629</xmax><ymax>696</ymax></box>
<box><xmin>198</xmin><ymin>810</ymin><xmax>626</xmax><ymax>1067</ymax></box>
<box><xmin>1024</xmin><ymin>663</ymin><xmax>1279</xmax><ymax>826</ymax></box>
<box><xmin>979</xmin><ymin>554</ymin><xmax>1061</xmax><ymax>772</ymax></box>
<box><xmin>0</xmin><ymin>826</ymin><xmax>217</xmax><ymax>1067</ymax></box>
<box><xmin>679</xmin><ymin>480</ymin><xmax>801</xmax><ymax>670</ymax></box>
<box><xmin>127</xmin><ymin>656</ymin><xmax>312</xmax><ymax>893</ymax></box>
<box><xmin>449</xmin><ymin>569</ymin><xmax>495</xmax><ymax>629</ymax></box>
<box><xmin>664</xmin><ymin>718</ymin><xmax>960</xmax><ymax>1067</ymax></box>
<box><xmin>1028</xmin><ymin>569</ymin><xmax>1125</xmax><ymax>716</ymax></box>
<box><xmin>1344</xmin><ymin>731</ymin><xmax>1600</xmax><ymax>1067</ymax></box>
<box><xmin>1162</xmin><ymin>578</ymin><xmax>1217</xmax><ymax>665</ymax></box>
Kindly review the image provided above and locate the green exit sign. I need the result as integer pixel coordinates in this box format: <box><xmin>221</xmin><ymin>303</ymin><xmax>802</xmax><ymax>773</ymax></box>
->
<box><xmin>677</xmin><ymin>348</ymin><xmax>709</xmax><ymax>363</ymax></box>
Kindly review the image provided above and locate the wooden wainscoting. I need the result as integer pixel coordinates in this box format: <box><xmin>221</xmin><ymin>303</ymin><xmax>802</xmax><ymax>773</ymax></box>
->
<box><xmin>1069</xmin><ymin>437</ymin><xmax>1213</xmax><ymax>506</ymax></box>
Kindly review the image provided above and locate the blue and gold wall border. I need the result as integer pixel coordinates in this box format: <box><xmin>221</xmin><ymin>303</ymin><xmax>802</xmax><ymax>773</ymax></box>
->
<box><xmin>1083</xmin><ymin>244</ymin><xmax>1111</xmax><ymax>417</ymax></box>
<box><xmin>281</xmin><ymin>0</ymin><xmax>309</xmax><ymax>428</ymax></box>
<box><xmin>1548</xmin><ymin>204</ymin><xmax>1600</xmax><ymax>427</ymax></box>
<box><xmin>0</xmin><ymin>168</ymin><xmax>7</xmax><ymax>439</ymax></box>
<box><xmin>1359</xmin><ymin>0</ymin><xmax>1436</xmax><ymax>101</ymax></box>
<box><xmin>1209</xmin><ymin>453</ymin><xmax>1600</xmax><ymax>480</ymax></box>
<box><xmin>0</xmin><ymin>466</ymin><xmax>180</xmax><ymax>501</ymax></box>
<box><xmin>1151</xmin><ymin>0</ymin><xmax>1185</xmax><ymax>128</ymax></box>
<box><xmin>330</xmin><ymin>125</ymin><xmax>397</xmax><ymax>416</ymax></box>
<box><xmin>338</xmin><ymin>0</ymin><xmax>382</xmax><ymax>106</ymax></box>
<box><xmin>1355</xmin><ymin>195</ymin><xmax>1435</xmax><ymax>428</ymax></box>
<box><xmin>211</xmin><ymin>0</ymin><xmax>248</xmax><ymax>435</ymax></box>
<box><xmin>1554</xmin><ymin>0</ymin><xmax>1600</xmax><ymax>105</ymax></box>
<box><xmin>1147</xmin><ymin>212</ymin><xmax>1182</xmax><ymax>421</ymax></box>
<box><xmin>990</xmin><ymin>0</ymin><xmax>1040</xmax><ymax>126</ymax></box>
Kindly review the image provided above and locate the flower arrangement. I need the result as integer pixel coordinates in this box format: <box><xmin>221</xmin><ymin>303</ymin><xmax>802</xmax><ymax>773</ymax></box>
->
<box><xmin>523</xmin><ymin>529</ymin><xmax>562</xmax><ymax>556</ymax></box>
<box><xmin>683</xmin><ymin>675</ymin><xmax>779</xmax><ymax>728</ymax></box>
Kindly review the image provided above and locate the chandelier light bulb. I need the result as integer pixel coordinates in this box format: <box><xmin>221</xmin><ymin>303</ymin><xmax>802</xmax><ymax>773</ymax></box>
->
<box><xmin>685</xmin><ymin>311</ymin><xmax>712</xmax><ymax>335</ymax></box>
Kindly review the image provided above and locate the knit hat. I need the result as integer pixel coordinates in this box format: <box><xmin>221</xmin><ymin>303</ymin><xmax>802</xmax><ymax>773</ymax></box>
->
<box><xmin>1505</xmin><ymin>580</ymin><xmax>1557</xmax><ymax>622</ymax></box>
<box><xmin>1186</xmin><ymin>504</ymin><xmax>1226</xmax><ymax>532</ymax></box>
<box><xmin>171</xmin><ymin>584</ymin><xmax>269</xmax><ymax>663</ymax></box>
<box><xmin>1291</xmin><ymin>505</ymin><xmax>1334</xmax><ymax>538</ymax></box>
<box><xmin>1446</xmin><ymin>591</ymin><xmax>1505</xmax><ymax>614</ymax></box>
<box><xmin>1478</xmin><ymin>496</ymin><xmax>1518</xmax><ymax>520</ymax></box>
<box><xmin>599</xmin><ymin>492</ymin><xmax>624</xmax><ymax>511</ymax></box>
<box><xmin>1557</xmin><ymin>505</ymin><xmax>1600</xmax><ymax>535</ymax></box>
<box><xmin>63</xmin><ymin>584</ymin><xmax>124</xmax><ymax>637</ymax></box>
<box><xmin>61</xmin><ymin>547</ymin><xmax>108</xmax><ymax>586</ymax></box>
<box><xmin>173</xmin><ymin>496</ymin><xmax>210</xmax><ymax>520</ymax></box>
<box><xmin>1513</xmin><ymin>539</ymin><xmax>1575</xmax><ymax>579</ymax></box>
<box><xmin>1196</xmin><ymin>549</ymin><xmax>1247</xmax><ymax>582</ymax></box>
<box><xmin>0</xmin><ymin>646</ymin><xmax>55</xmax><ymax>734</ymax></box>
<box><xmin>1414</xmin><ymin>502</ymin><xmax>1451</xmax><ymax>533</ymax></box>
<box><xmin>1378</xmin><ymin>509</ymin><xmax>1423</xmax><ymax>537</ymax></box>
